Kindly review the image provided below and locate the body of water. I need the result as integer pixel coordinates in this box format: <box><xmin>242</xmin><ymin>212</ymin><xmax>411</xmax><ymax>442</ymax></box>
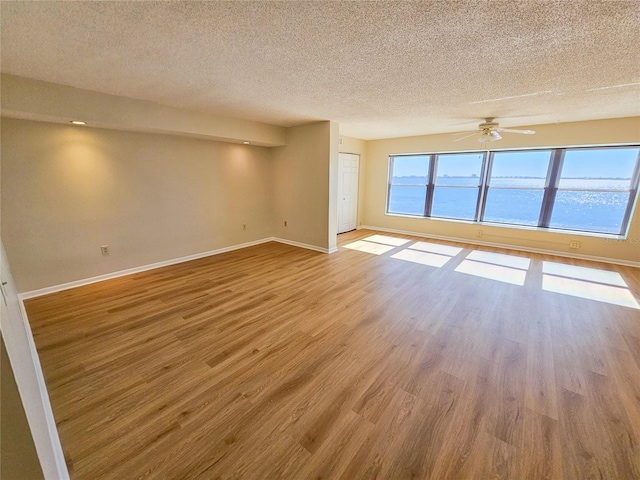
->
<box><xmin>389</xmin><ymin>177</ymin><xmax>631</xmax><ymax>234</ymax></box>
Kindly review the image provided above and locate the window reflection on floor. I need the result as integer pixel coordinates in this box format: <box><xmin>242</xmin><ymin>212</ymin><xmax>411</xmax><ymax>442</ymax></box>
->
<box><xmin>466</xmin><ymin>250</ymin><xmax>531</xmax><ymax>270</ymax></box>
<box><xmin>391</xmin><ymin>240</ymin><xmax>462</xmax><ymax>268</ymax></box>
<box><xmin>363</xmin><ymin>235</ymin><xmax>411</xmax><ymax>246</ymax></box>
<box><xmin>343</xmin><ymin>240</ymin><xmax>395</xmax><ymax>255</ymax></box>
<box><xmin>408</xmin><ymin>241</ymin><xmax>463</xmax><ymax>257</ymax></box>
<box><xmin>391</xmin><ymin>249</ymin><xmax>452</xmax><ymax>268</ymax></box>
<box><xmin>341</xmin><ymin>234</ymin><xmax>640</xmax><ymax>309</ymax></box>
<box><xmin>542</xmin><ymin>261</ymin><xmax>639</xmax><ymax>309</ymax></box>
<box><xmin>455</xmin><ymin>250</ymin><xmax>529</xmax><ymax>286</ymax></box>
<box><xmin>542</xmin><ymin>262</ymin><xmax>627</xmax><ymax>287</ymax></box>
<box><xmin>343</xmin><ymin>235</ymin><xmax>411</xmax><ymax>254</ymax></box>
<box><xmin>455</xmin><ymin>259</ymin><xmax>527</xmax><ymax>286</ymax></box>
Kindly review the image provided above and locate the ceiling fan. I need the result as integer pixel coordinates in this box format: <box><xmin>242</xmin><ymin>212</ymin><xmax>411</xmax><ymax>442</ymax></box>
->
<box><xmin>453</xmin><ymin>118</ymin><xmax>535</xmax><ymax>143</ymax></box>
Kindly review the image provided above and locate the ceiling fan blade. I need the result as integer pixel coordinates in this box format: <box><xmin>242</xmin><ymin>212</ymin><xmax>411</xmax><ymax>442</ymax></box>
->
<box><xmin>453</xmin><ymin>132</ymin><xmax>479</xmax><ymax>142</ymax></box>
<box><xmin>496</xmin><ymin>128</ymin><xmax>536</xmax><ymax>134</ymax></box>
<box><xmin>450</xmin><ymin>130</ymin><xmax>479</xmax><ymax>136</ymax></box>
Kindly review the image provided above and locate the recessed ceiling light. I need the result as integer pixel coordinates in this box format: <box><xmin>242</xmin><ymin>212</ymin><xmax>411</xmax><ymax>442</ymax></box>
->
<box><xmin>243</xmin><ymin>141</ymin><xmax>250</xmax><ymax>144</ymax></box>
<box><xmin>71</xmin><ymin>121</ymin><xmax>86</xmax><ymax>125</ymax></box>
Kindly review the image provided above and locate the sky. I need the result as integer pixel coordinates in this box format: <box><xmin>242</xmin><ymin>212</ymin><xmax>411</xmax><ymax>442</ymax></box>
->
<box><xmin>393</xmin><ymin>148</ymin><xmax>638</xmax><ymax>178</ymax></box>
<box><xmin>561</xmin><ymin>148</ymin><xmax>637</xmax><ymax>178</ymax></box>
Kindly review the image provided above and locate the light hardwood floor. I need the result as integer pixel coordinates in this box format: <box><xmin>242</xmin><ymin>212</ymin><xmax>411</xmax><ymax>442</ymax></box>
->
<box><xmin>25</xmin><ymin>229</ymin><xmax>640</xmax><ymax>479</ymax></box>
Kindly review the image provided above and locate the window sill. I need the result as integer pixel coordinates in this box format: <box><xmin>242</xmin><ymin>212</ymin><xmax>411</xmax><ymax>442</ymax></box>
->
<box><xmin>384</xmin><ymin>212</ymin><xmax>631</xmax><ymax>240</ymax></box>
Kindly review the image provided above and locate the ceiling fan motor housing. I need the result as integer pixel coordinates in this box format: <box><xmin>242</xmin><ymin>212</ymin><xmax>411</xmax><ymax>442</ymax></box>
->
<box><xmin>479</xmin><ymin>120</ymin><xmax>500</xmax><ymax>131</ymax></box>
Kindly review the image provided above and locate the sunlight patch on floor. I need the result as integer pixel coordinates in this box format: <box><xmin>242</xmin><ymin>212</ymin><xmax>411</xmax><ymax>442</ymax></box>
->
<box><xmin>363</xmin><ymin>234</ymin><xmax>411</xmax><ymax>246</ymax></box>
<box><xmin>408</xmin><ymin>241</ymin><xmax>463</xmax><ymax>257</ymax></box>
<box><xmin>343</xmin><ymin>240</ymin><xmax>395</xmax><ymax>255</ymax></box>
<box><xmin>467</xmin><ymin>250</ymin><xmax>531</xmax><ymax>270</ymax></box>
<box><xmin>455</xmin><ymin>259</ymin><xmax>527</xmax><ymax>286</ymax></box>
<box><xmin>391</xmin><ymin>249</ymin><xmax>452</xmax><ymax>268</ymax></box>
<box><xmin>542</xmin><ymin>262</ymin><xmax>627</xmax><ymax>287</ymax></box>
<box><xmin>542</xmin><ymin>275</ymin><xmax>640</xmax><ymax>310</ymax></box>
<box><xmin>342</xmin><ymin>233</ymin><xmax>640</xmax><ymax>309</ymax></box>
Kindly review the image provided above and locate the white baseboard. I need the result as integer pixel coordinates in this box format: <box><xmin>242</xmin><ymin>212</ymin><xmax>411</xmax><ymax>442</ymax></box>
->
<box><xmin>15</xmin><ymin>299</ymin><xmax>70</xmax><ymax>480</ymax></box>
<box><xmin>272</xmin><ymin>237</ymin><xmax>337</xmax><ymax>254</ymax></box>
<box><xmin>18</xmin><ymin>237</ymin><xmax>337</xmax><ymax>300</ymax></box>
<box><xmin>358</xmin><ymin>225</ymin><xmax>640</xmax><ymax>268</ymax></box>
<box><xmin>19</xmin><ymin>238</ymin><xmax>275</xmax><ymax>300</ymax></box>
<box><xmin>11</xmin><ymin>234</ymin><xmax>334</xmax><ymax>478</ymax></box>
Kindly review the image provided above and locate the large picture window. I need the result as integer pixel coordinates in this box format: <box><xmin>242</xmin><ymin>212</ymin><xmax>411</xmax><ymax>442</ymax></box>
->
<box><xmin>387</xmin><ymin>155</ymin><xmax>430</xmax><ymax>216</ymax></box>
<box><xmin>549</xmin><ymin>148</ymin><xmax>639</xmax><ymax>234</ymax></box>
<box><xmin>432</xmin><ymin>153</ymin><xmax>483</xmax><ymax>221</ymax></box>
<box><xmin>387</xmin><ymin>145</ymin><xmax>640</xmax><ymax>236</ymax></box>
<box><xmin>482</xmin><ymin>150</ymin><xmax>551</xmax><ymax>226</ymax></box>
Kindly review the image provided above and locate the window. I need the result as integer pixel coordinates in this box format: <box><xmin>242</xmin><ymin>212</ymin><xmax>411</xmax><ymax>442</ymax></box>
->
<box><xmin>388</xmin><ymin>155</ymin><xmax>430</xmax><ymax>216</ymax></box>
<box><xmin>549</xmin><ymin>148</ymin><xmax>639</xmax><ymax>234</ymax></box>
<box><xmin>386</xmin><ymin>145</ymin><xmax>640</xmax><ymax>236</ymax></box>
<box><xmin>482</xmin><ymin>150</ymin><xmax>551</xmax><ymax>226</ymax></box>
<box><xmin>432</xmin><ymin>153</ymin><xmax>483</xmax><ymax>220</ymax></box>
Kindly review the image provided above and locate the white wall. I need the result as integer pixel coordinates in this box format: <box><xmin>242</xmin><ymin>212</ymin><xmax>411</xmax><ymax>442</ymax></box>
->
<box><xmin>362</xmin><ymin>117</ymin><xmax>640</xmax><ymax>265</ymax></box>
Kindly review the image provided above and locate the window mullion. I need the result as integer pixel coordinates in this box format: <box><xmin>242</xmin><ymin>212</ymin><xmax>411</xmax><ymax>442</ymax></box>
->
<box><xmin>476</xmin><ymin>151</ymin><xmax>492</xmax><ymax>222</ymax></box>
<box><xmin>386</xmin><ymin>157</ymin><xmax>395</xmax><ymax>213</ymax></box>
<box><xmin>539</xmin><ymin>149</ymin><xmax>564</xmax><ymax>227</ymax></box>
<box><xmin>619</xmin><ymin>150</ymin><xmax>640</xmax><ymax>235</ymax></box>
<box><xmin>424</xmin><ymin>155</ymin><xmax>437</xmax><ymax>217</ymax></box>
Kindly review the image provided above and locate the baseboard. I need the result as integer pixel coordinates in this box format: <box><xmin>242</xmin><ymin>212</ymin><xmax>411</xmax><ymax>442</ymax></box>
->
<box><xmin>18</xmin><ymin>236</ymin><xmax>339</xmax><ymax>301</ymax></box>
<box><xmin>16</xmin><ymin>300</ymin><xmax>70</xmax><ymax>480</ymax></box>
<box><xmin>359</xmin><ymin>225</ymin><xmax>640</xmax><ymax>268</ymax></box>
<box><xmin>272</xmin><ymin>237</ymin><xmax>337</xmax><ymax>254</ymax></box>
<box><xmin>19</xmin><ymin>238</ymin><xmax>275</xmax><ymax>300</ymax></box>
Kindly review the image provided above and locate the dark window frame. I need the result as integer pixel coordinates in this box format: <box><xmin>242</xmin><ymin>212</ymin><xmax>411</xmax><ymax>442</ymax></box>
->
<box><xmin>430</xmin><ymin>152</ymin><xmax>486</xmax><ymax>222</ymax></box>
<box><xmin>480</xmin><ymin>149</ymin><xmax>554</xmax><ymax>228</ymax></box>
<box><xmin>387</xmin><ymin>155</ymin><xmax>432</xmax><ymax>217</ymax></box>
<box><xmin>386</xmin><ymin>145</ymin><xmax>640</xmax><ymax>236</ymax></box>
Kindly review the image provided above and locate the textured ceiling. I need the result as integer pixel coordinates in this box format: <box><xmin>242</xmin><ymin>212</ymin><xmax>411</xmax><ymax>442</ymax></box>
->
<box><xmin>1</xmin><ymin>1</ymin><xmax>639</xmax><ymax>140</ymax></box>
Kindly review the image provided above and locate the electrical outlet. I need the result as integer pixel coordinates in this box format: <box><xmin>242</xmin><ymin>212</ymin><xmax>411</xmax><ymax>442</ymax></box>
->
<box><xmin>284</xmin><ymin>220</ymin><xmax>288</xmax><ymax>227</ymax></box>
<box><xmin>570</xmin><ymin>241</ymin><xmax>581</xmax><ymax>249</ymax></box>
<box><xmin>476</xmin><ymin>229</ymin><xmax>483</xmax><ymax>238</ymax></box>
<box><xmin>100</xmin><ymin>245</ymin><xmax>110</xmax><ymax>256</ymax></box>
<box><xmin>243</xmin><ymin>224</ymin><xmax>247</xmax><ymax>230</ymax></box>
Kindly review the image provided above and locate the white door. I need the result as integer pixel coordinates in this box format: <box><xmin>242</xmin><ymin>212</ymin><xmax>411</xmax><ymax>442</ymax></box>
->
<box><xmin>337</xmin><ymin>153</ymin><xmax>360</xmax><ymax>234</ymax></box>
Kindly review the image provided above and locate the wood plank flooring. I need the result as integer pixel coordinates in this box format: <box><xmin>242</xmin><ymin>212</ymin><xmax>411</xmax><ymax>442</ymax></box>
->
<box><xmin>25</xmin><ymin>229</ymin><xmax>640</xmax><ymax>479</ymax></box>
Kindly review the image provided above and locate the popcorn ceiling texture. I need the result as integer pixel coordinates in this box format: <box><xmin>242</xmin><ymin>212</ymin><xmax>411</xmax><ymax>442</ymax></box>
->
<box><xmin>1</xmin><ymin>1</ymin><xmax>638</xmax><ymax>140</ymax></box>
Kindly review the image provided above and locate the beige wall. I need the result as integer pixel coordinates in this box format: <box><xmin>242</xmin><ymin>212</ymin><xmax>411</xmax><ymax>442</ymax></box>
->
<box><xmin>1</xmin><ymin>74</ymin><xmax>287</xmax><ymax>146</ymax></box>
<box><xmin>363</xmin><ymin>117</ymin><xmax>640</xmax><ymax>264</ymax></box>
<box><xmin>339</xmin><ymin>135</ymin><xmax>367</xmax><ymax>229</ymax></box>
<box><xmin>2</xmin><ymin>118</ymin><xmax>274</xmax><ymax>292</ymax></box>
<box><xmin>272</xmin><ymin>121</ymin><xmax>336</xmax><ymax>250</ymax></box>
<box><xmin>4</xmin><ymin>112</ymin><xmax>638</xmax><ymax>294</ymax></box>
<box><xmin>327</xmin><ymin>122</ymin><xmax>339</xmax><ymax>251</ymax></box>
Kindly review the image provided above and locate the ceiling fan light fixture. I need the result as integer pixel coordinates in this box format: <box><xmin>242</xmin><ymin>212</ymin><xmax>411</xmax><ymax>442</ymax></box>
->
<box><xmin>478</xmin><ymin>130</ymin><xmax>502</xmax><ymax>142</ymax></box>
<box><xmin>458</xmin><ymin>118</ymin><xmax>535</xmax><ymax>144</ymax></box>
